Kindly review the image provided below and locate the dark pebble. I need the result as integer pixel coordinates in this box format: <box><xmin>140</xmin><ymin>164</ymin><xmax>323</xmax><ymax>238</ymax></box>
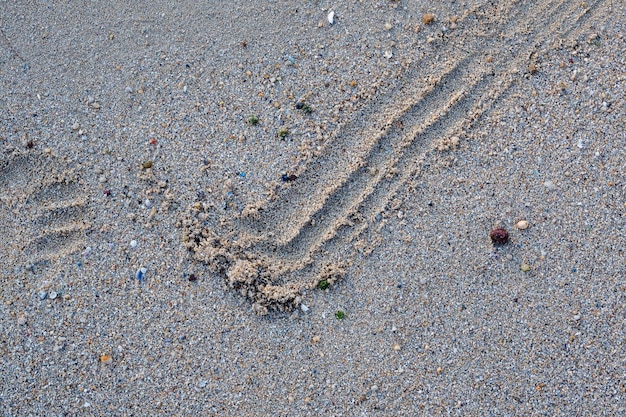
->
<box><xmin>490</xmin><ymin>227</ymin><xmax>509</xmax><ymax>245</ymax></box>
<box><xmin>282</xmin><ymin>174</ymin><xmax>298</xmax><ymax>182</ymax></box>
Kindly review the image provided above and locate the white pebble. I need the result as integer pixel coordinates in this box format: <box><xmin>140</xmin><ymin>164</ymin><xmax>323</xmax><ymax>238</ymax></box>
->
<box><xmin>301</xmin><ymin>304</ymin><xmax>309</xmax><ymax>312</ymax></box>
<box><xmin>49</xmin><ymin>291</ymin><xmax>57</xmax><ymax>300</ymax></box>
<box><xmin>71</xmin><ymin>122</ymin><xmax>80</xmax><ymax>131</ymax></box>
<box><xmin>38</xmin><ymin>291</ymin><xmax>47</xmax><ymax>300</ymax></box>
<box><xmin>130</xmin><ymin>240</ymin><xmax>138</xmax><ymax>248</ymax></box>
<box><xmin>327</xmin><ymin>10</ymin><xmax>334</xmax><ymax>25</ymax></box>
<box><xmin>125</xmin><ymin>86</ymin><xmax>133</xmax><ymax>93</ymax></box>
<box><xmin>516</xmin><ymin>220</ymin><xmax>529</xmax><ymax>230</ymax></box>
<box><xmin>145</xmin><ymin>199</ymin><xmax>152</xmax><ymax>208</ymax></box>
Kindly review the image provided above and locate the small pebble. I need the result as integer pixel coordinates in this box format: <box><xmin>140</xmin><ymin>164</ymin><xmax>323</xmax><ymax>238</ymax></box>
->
<box><xmin>49</xmin><ymin>291</ymin><xmax>58</xmax><ymax>300</ymax></box>
<box><xmin>135</xmin><ymin>267</ymin><xmax>147</xmax><ymax>281</ymax></box>
<box><xmin>312</xmin><ymin>335</ymin><xmax>321</xmax><ymax>343</ymax></box>
<box><xmin>130</xmin><ymin>240</ymin><xmax>137</xmax><ymax>248</ymax></box>
<box><xmin>142</xmin><ymin>160</ymin><xmax>153</xmax><ymax>169</ymax></box>
<box><xmin>188</xmin><ymin>274</ymin><xmax>197</xmax><ymax>282</ymax></box>
<box><xmin>17</xmin><ymin>316</ymin><xmax>27</xmax><ymax>326</ymax></box>
<box><xmin>301</xmin><ymin>304</ymin><xmax>309</xmax><ymax>312</ymax></box>
<box><xmin>521</xmin><ymin>263</ymin><xmax>531</xmax><ymax>272</ymax></box>
<box><xmin>423</xmin><ymin>13</ymin><xmax>435</xmax><ymax>25</ymax></box>
<box><xmin>490</xmin><ymin>228</ymin><xmax>509</xmax><ymax>245</ymax></box>
<box><xmin>71</xmin><ymin>122</ymin><xmax>80</xmax><ymax>131</ymax></box>
<box><xmin>393</xmin><ymin>343</ymin><xmax>401</xmax><ymax>351</ymax></box>
<box><xmin>38</xmin><ymin>291</ymin><xmax>47</xmax><ymax>300</ymax></box>
<box><xmin>100</xmin><ymin>355</ymin><xmax>113</xmax><ymax>365</ymax></box>
<box><xmin>516</xmin><ymin>220</ymin><xmax>529</xmax><ymax>230</ymax></box>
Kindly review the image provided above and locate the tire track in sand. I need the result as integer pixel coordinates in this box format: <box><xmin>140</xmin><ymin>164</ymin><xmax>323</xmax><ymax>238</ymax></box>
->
<box><xmin>184</xmin><ymin>0</ymin><xmax>608</xmax><ymax>313</ymax></box>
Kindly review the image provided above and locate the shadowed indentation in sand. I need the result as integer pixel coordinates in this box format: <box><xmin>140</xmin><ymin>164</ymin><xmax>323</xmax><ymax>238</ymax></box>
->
<box><xmin>0</xmin><ymin>149</ymin><xmax>90</xmax><ymax>266</ymax></box>
<box><xmin>183</xmin><ymin>0</ymin><xmax>608</xmax><ymax>313</ymax></box>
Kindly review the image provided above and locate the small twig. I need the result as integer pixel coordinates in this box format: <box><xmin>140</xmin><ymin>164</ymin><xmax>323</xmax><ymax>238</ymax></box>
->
<box><xmin>0</xmin><ymin>27</ymin><xmax>25</xmax><ymax>62</ymax></box>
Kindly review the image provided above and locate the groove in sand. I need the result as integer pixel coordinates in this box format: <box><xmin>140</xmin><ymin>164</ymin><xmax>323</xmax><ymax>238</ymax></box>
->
<box><xmin>186</xmin><ymin>0</ymin><xmax>609</xmax><ymax>312</ymax></box>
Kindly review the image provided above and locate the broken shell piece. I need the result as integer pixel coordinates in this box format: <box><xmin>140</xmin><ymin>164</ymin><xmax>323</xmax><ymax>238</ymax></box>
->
<box><xmin>327</xmin><ymin>10</ymin><xmax>335</xmax><ymax>25</ymax></box>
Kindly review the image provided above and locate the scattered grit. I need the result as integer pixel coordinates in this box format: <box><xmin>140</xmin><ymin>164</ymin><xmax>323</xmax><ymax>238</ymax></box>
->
<box><xmin>1</xmin><ymin>0</ymin><xmax>625</xmax><ymax>415</ymax></box>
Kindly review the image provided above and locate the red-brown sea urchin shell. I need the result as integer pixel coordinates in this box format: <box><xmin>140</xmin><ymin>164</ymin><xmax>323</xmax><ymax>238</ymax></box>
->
<box><xmin>490</xmin><ymin>227</ymin><xmax>509</xmax><ymax>245</ymax></box>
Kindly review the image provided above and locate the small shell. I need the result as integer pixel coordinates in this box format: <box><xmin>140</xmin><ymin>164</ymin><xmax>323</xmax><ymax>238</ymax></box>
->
<box><xmin>327</xmin><ymin>10</ymin><xmax>335</xmax><ymax>25</ymax></box>
<box><xmin>516</xmin><ymin>220</ymin><xmax>529</xmax><ymax>230</ymax></box>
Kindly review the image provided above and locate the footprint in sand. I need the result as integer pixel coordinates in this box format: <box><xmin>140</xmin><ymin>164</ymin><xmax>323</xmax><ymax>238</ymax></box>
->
<box><xmin>0</xmin><ymin>148</ymin><xmax>90</xmax><ymax>272</ymax></box>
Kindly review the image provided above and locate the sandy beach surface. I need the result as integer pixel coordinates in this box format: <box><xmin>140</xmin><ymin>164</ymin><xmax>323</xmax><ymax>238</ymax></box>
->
<box><xmin>1</xmin><ymin>0</ymin><xmax>625</xmax><ymax>415</ymax></box>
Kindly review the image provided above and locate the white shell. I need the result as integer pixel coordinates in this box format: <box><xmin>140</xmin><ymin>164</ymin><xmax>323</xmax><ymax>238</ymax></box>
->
<box><xmin>327</xmin><ymin>11</ymin><xmax>335</xmax><ymax>25</ymax></box>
